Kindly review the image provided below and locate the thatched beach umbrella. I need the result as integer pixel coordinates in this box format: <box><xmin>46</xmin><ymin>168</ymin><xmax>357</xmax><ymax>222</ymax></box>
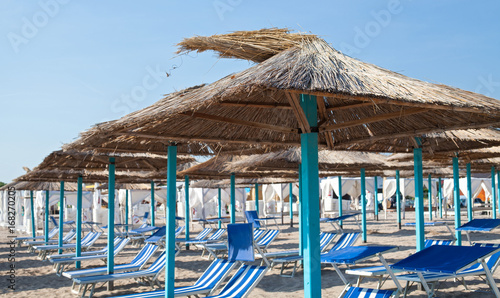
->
<box><xmin>64</xmin><ymin>28</ymin><xmax>500</xmax><ymax>296</ymax></box>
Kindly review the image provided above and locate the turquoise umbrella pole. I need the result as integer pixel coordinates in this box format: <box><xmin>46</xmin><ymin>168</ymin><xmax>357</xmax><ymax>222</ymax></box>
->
<box><xmin>374</xmin><ymin>176</ymin><xmax>378</xmax><ymax>221</ymax></box>
<box><xmin>453</xmin><ymin>157</ymin><xmax>462</xmax><ymax>245</ymax></box>
<box><xmin>107</xmin><ymin>157</ymin><xmax>116</xmax><ymax>290</ymax></box>
<box><xmin>150</xmin><ymin>181</ymin><xmax>155</xmax><ymax>227</ymax></box>
<box><xmin>125</xmin><ymin>190</ymin><xmax>129</xmax><ymax>233</ymax></box>
<box><xmin>165</xmin><ymin>145</ymin><xmax>177</xmax><ymax>298</ymax></box>
<box><xmin>230</xmin><ymin>173</ymin><xmax>236</xmax><ymax>224</ymax></box>
<box><xmin>414</xmin><ymin>144</ymin><xmax>425</xmax><ymax>252</ymax></box>
<box><xmin>45</xmin><ymin>190</ymin><xmax>49</xmax><ymax>243</ymax></box>
<box><xmin>298</xmin><ymin>164</ymin><xmax>303</xmax><ymax>256</ymax></box>
<box><xmin>361</xmin><ymin>168</ymin><xmax>367</xmax><ymax>242</ymax></box>
<box><xmin>492</xmin><ymin>167</ymin><xmax>497</xmax><ymax>220</ymax></box>
<box><xmin>299</xmin><ymin>94</ymin><xmax>320</xmax><ymax>298</ymax></box>
<box><xmin>75</xmin><ymin>176</ymin><xmax>83</xmax><ymax>269</ymax></box>
<box><xmin>428</xmin><ymin>174</ymin><xmax>432</xmax><ymax>221</ymax></box>
<box><xmin>338</xmin><ymin>176</ymin><xmax>343</xmax><ymax>227</ymax></box>
<box><xmin>30</xmin><ymin>191</ymin><xmax>35</xmax><ymax>238</ymax></box>
<box><xmin>58</xmin><ymin>180</ymin><xmax>64</xmax><ymax>254</ymax></box>
<box><xmin>438</xmin><ymin>177</ymin><xmax>443</xmax><ymax>218</ymax></box>
<box><xmin>254</xmin><ymin>183</ymin><xmax>259</xmax><ymax>215</ymax></box>
<box><xmin>467</xmin><ymin>163</ymin><xmax>472</xmax><ymax>221</ymax></box>
<box><xmin>396</xmin><ymin>170</ymin><xmax>401</xmax><ymax>229</ymax></box>
<box><xmin>185</xmin><ymin>175</ymin><xmax>190</xmax><ymax>249</ymax></box>
<box><xmin>289</xmin><ymin>182</ymin><xmax>293</xmax><ymax>227</ymax></box>
<box><xmin>218</xmin><ymin>188</ymin><xmax>222</xmax><ymax>228</ymax></box>
<box><xmin>497</xmin><ymin>170</ymin><xmax>500</xmax><ymax>218</ymax></box>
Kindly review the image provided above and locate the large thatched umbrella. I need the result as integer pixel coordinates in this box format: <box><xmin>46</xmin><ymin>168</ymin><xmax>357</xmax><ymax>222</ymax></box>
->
<box><xmin>63</xmin><ymin>28</ymin><xmax>500</xmax><ymax>297</ymax></box>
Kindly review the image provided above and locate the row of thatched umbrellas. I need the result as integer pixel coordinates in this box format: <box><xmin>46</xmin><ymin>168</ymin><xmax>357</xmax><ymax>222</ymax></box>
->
<box><xmin>8</xmin><ymin>28</ymin><xmax>500</xmax><ymax>297</ymax></box>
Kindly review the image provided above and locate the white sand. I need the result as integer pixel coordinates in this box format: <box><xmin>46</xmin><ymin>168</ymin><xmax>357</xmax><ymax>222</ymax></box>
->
<box><xmin>1</xmin><ymin>211</ymin><xmax>499</xmax><ymax>297</ymax></box>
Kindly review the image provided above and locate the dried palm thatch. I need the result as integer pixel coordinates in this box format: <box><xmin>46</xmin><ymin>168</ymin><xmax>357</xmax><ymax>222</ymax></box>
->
<box><xmin>0</xmin><ymin>180</ymin><xmax>78</xmax><ymax>191</ymax></box>
<box><xmin>66</xmin><ymin>29</ymin><xmax>500</xmax><ymax>155</ymax></box>
<box><xmin>96</xmin><ymin>183</ymin><xmax>154</xmax><ymax>190</ymax></box>
<box><xmin>389</xmin><ymin>145</ymin><xmax>500</xmax><ymax>164</ymax></box>
<box><xmin>189</xmin><ymin>177</ymin><xmax>297</xmax><ymax>189</ymax></box>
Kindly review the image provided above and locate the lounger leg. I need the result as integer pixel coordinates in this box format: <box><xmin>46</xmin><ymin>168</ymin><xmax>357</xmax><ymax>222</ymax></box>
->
<box><xmin>355</xmin><ymin>276</ymin><xmax>363</xmax><ymax>287</ymax></box>
<box><xmin>416</xmin><ymin>272</ymin><xmax>433</xmax><ymax>297</ymax></box>
<box><xmin>482</xmin><ymin>259</ymin><xmax>500</xmax><ymax>298</ymax></box>
<box><xmin>331</xmin><ymin>263</ymin><xmax>349</xmax><ymax>285</ymax></box>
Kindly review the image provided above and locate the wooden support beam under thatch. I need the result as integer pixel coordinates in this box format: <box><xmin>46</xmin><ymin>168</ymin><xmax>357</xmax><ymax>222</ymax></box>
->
<box><xmin>285</xmin><ymin>92</ymin><xmax>311</xmax><ymax>133</ymax></box>
<box><xmin>179</xmin><ymin>111</ymin><xmax>298</xmax><ymax>134</ymax></box>
<box><xmin>218</xmin><ymin>101</ymin><xmax>292</xmax><ymax>109</ymax></box>
<box><xmin>316</xmin><ymin>96</ymin><xmax>334</xmax><ymax>149</ymax></box>
<box><xmin>319</xmin><ymin>107</ymin><xmax>427</xmax><ymax>133</ymax></box>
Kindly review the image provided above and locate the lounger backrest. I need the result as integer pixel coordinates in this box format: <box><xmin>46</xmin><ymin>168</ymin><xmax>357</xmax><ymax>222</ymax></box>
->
<box><xmin>211</xmin><ymin>264</ymin><xmax>268</xmax><ymax>298</ymax></box>
<box><xmin>257</xmin><ymin>229</ymin><xmax>279</xmax><ymax>247</ymax></box>
<box><xmin>253</xmin><ymin>229</ymin><xmax>265</xmax><ymax>241</ymax></box>
<box><xmin>63</xmin><ymin>229</ymin><xmax>77</xmax><ymax>242</ymax></box>
<box><xmin>245</xmin><ymin>211</ymin><xmax>261</xmax><ymax>229</ymax></box>
<box><xmin>424</xmin><ymin>239</ymin><xmax>454</xmax><ymax>248</ymax></box>
<box><xmin>208</xmin><ymin>229</ymin><xmax>226</xmax><ymax>241</ymax></box>
<box><xmin>48</xmin><ymin>227</ymin><xmax>59</xmax><ymax>238</ymax></box>
<box><xmin>196</xmin><ymin>228</ymin><xmax>213</xmax><ymax>240</ymax></box>
<box><xmin>145</xmin><ymin>252</ymin><xmax>167</xmax><ymax>273</ymax></box>
<box><xmin>472</xmin><ymin>243</ymin><xmax>500</xmax><ymax>272</ymax></box>
<box><xmin>50</xmin><ymin>216</ymin><xmax>58</xmax><ymax>227</ymax></box>
<box><xmin>113</xmin><ymin>237</ymin><xmax>130</xmax><ymax>256</ymax></box>
<box><xmin>175</xmin><ymin>225</ymin><xmax>185</xmax><ymax>237</ymax></box>
<box><xmin>343</xmin><ymin>287</ymin><xmax>394</xmax><ymax>298</ymax></box>
<box><xmin>228</xmin><ymin>223</ymin><xmax>255</xmax><ymax>262</ymax></box>
<box><xmin>319</xmin><ymin>232</ymin><xmax>337</xmax><ymax>252</ymax></box>
<box><xmin>82</xmin><ymin>232</ymin><xmax>102</xmax><ymax>246</ymax></box>
<box><xmin>329</xmin><ymin>232</ymin><xmax>360</xmax><ymax>252</ymax></box>
<box><xmin>193</xmin><ymin>259</ymin><xmax>237</xmax><ymax>291</ymax></box>
<box><xmin>130</xmin><ymin>243</ymin><xmax>159</xmax><ymax>266</ymax></box>
<box><xmin>143</xmin><ymin>212</ymin><xmax>149</xmax><ymax>223</ymax></box>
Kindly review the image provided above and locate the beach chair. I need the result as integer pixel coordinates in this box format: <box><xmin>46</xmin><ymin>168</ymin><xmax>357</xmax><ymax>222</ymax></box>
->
<box><xmin>48</xmin><ymin>236</ymin><xmax>124</xmax><ymax>260</ymax></box>
<box><xmin>62</xmin><ymin>243</ymin><xmax>159</xmax><ymax>280</ymax></box>
<box><xmin>108</xmin><ymin>258</ymin><xmax>238</xmax><ymax>298</ymax></box>
<box><xmin>340</xmin><ymin>287</ymin><xmax>395</xmax><ymax>298</ymax></box>
<box><xmin>25</xmin><ymin>229</ymin><xmax>77</xmax><ymax>253</ymax></box>
<box><xmin>456</xmin><ymin>218</ymin><xmax>500</xmax><ymax>244</ymax></box>
<box><xmin>396</xmin><ymin>243</ymin><xmax>500</xmax><ymax>296</ymax></box>
<box><xmin>273</xmin><ymin>232</ymin><xmax>360</xmax><ymax>277</ymax></box>
<box><xmin>391</xmin><ymin>245</ymin><xmax>500</xmax><ymax>297</ymax></box>
<box><xmin>345</xmin><ymin>237</ymin><xmax>454</xmax><ymax>289</ymax></box>
<box><xmin>50</xmin><ymin>237</ymin><xmax>130</xmax><ymax>276</ymax></box>
<box><xmin>255</xmin><ymin>229</ymin><xmax>280</xmax><ymax>252</ymax></box>
<box><xmin>259</xmin><ymin>232</ymin><xmax>337</xmax><ymax>260</ymax></box>
<box><xmin>320</xmin><ymin>213</ymin><xmax>361</xmax><ymax>233</ymax></box>
<box><xmin>245</xmin><ymin>210</ymin><xmax>279</xmax><ymax>230</ymax></box>
<box><xmin>204</xmin><ymin>228</ymin><xmax>266</xmax><ymax>259</ymax></box>
<box><xmin>14</xmin><ymin>226</ymin><xmax>58</xmax><ymax>247</ymax></box>
<box><xmin>175</xmin><ymin>227</ymin><xmax>213</xmax><ymax>249</ymax></box>
<box><xmin>73</xmin><ymin>252</ymin><xmax>167</xmax><ymax>298</ymax></box>
<box><xmin>34</xmin><ymin>231</ymin><xmax>102</xmax><ymax>260</ymax></box>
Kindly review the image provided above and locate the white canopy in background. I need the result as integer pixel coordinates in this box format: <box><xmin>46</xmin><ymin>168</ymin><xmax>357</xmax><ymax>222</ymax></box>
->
<box><xmin>442</xmin><ymin>178</ymin><xmax>492</xmax><ymax>205</ymax></box>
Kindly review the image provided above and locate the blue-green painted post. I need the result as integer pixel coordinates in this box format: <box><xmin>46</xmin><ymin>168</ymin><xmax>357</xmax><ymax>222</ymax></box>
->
<box><xmin>289</xmin><ymin>183</ymin><xmax>293</xmax><ymax>227</ymax></box>
<box><xmin>45</xmin><ymin>190</ymin><xmax>49</xmax><ymax>243</ymax></box>
<box><xmin>299</xmin><ymin>94</ymin><xmax>320</xmax><ymax>298</ymax></box>
<box><xmin>361</xmin><ymin>168</ymin><xmax>367</xmax><ymax>242</ymax></box>
<box><xmin>497</xmin><ymin>171</ymin><xmax>500</xmax><ymax>218</ymax></box>
<box><xmin>338</xmin><ymin>176</ymin><xmax>343</xmax><ymax>227</ymax></box>
<box><xmin>254</xmin><ymin>184</ymin><xmax>259</xmax><ymax>215</ymax></box>
<box><xmin>58</xmin><ymin>181</ymin><xmax>64</xmax><ymax>254</ymax></box>
<box><xmin>428</xmin><ymin>174</ymin><xmax>433</xmax><ymax>221</ymax></box>
<box><xmin>467</xmin><ymin>163</ymin><xmax>472</xmax><ymax>221</ymax></box>
<box><xmin>414</xmin><ymin>146</ymin><xmax>425</xmax><ymax>251</ymax></box>
<box><xmin>453</xmin><ymin>157</ymin><xmax>462</xmax><ymax>245</ymax></box>
<box><xmin>185</xmin><ymin>176</ymin><xmax>190</xmax><ymax>249</ymax></box>
<box><xmin>492</xmin><ymin>167</ymin><xmax>497</xmax><ymax>219</ymax></box>
<box><xmin>218</xmin><ymin>188</ymin><xmax>222</xmax><ymax>228</ymax></box>
<box><xmin>374</xmin><ymin>176</ymin><xmax>379</xmax><ymax>221</ymax></box>
<box><xmin>150</xmin><ymin>181</ymin><xmax>155</xmax><ymax>227</ymax></box>
<box><xmin>396</xmin><ymin>170</ymin><xmax>401</xmax><ymax>229</ymax></box>
<box><xmin>75</xmin><ymin>176</ymin><xmax>83</xmax><ymax>269</ymax></box>
<box><xmin>438</xmin><ymin>177</ymin><xmax>443</xmax><ymax>219</ymax></box>
<box><xmin>165</xmin><ymin>146</ymin><xmax>177</xmax><ymax>298</ymax></box>
<box><xmin>298</xmin><ymin>164</ymin><xmax>303</xmax><ymax>256</ymax></box>
<box><xmin>107</xmin><ymin>157</ymin><xmax>116</xmax><ymax>281</ymax></box>
<box><xmin>30</xmin><ymin>191</ymin><xmax>35</xmax><ymax>238</ymax></box>
<box><xmin>125</xmin><ymin>190</ymin><xmax>129</xmax><ymax>233</ymax></box>
<box><xmin>230</xmin><ymin>173</ymin><xmax>236</xmax><ymax>224</ymax></box>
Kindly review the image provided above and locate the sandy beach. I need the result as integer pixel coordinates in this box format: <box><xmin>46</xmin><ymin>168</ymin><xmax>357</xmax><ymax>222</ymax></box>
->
<box><xmin>1</xmin><ymin>211</ymin><xmax>499</xmax><ymax>297</ymax></box>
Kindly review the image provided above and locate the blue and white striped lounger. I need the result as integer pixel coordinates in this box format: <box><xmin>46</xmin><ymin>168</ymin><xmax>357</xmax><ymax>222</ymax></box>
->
<box><xmin>14</xmin><ymin>227</ymin><xmax>59</xmax><ymax>247</ymax></box>
<box><xmin>109</xmin><ymin>258</ymin><xmax>237</xmax><ymax>298</ymax></box>
<box><xmin>256</xmin><ymin>229</ymin><xmax>280</xmax><ymax>252</ymax></box>
<box><xmin>48</xmin><ymin>237</ymin><xmax>123</xmax><ymax>260</ymax></box>
<box><xmin>25</xmin><ymin>229</ymin><xmax>77</xmax><ymax>252</ymax></box>
<box><xmin>73</xmin><ymin>252</ymin><xmax>167</xmax><ymax>298</ymax></box>
<box><xmin>176</xmin><ymin>227</ymin><xmax>213</xmax><ymax>249</ymax></box>
<box><xmin>50</xmin><ymin>237</ymin><xmax>130</xmax><ymax>275</ymax></box>
<box><xmin>259</xmin><ymin>232</ymin><xmax>337</xmax><ymax>260</ymax></box>
<box><xmin>34</xmin><ymin>231</ymin><xmax>102</xmax><ymax>260</ymax></box>
<box><xmin>204</xmin><ymin>229</ymin><xmax>266</xmax><ymax>259</ymax></box>
<box><xmin>205</xmin><ymin>264</ymin><xmax>268</xmax><ymax>298</ymax></box>
<box><xmin>341</xmin><ymin>287</ymin><xmax>395</xmax><ymax>298</ymax></box>
<box><xmin>62</xmin><ymin>243</ymin><xmax>159</xmax><ymax>280</ymax></box>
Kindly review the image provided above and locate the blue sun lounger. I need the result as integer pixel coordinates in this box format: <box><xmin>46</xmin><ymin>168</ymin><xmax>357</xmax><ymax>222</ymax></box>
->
<box><xmin>255</xmin><ymin>229</ymin><xmax>280</xmax><ymax>252</ymax></box>
<box><xmin>204</xmin><ymin>228</ymin><xmax>266</xmax><ymax>259</ymax></box>
<box><xmin>63</xmin><ymin>243</ymin><xmax>159</xmax><ymax>280</ymax></box>
<box><xmin>25</xmin><ymin>229</ymin><xmax>77</xmax><ymax>252</ymax></box>
<box><xmin>273</xmin><ymin>232</ymin><xmax>360</xmax><ymax>277</ymax></box>
<box><xmin>258</xmin><ymin>232</ymin><xmax>336</xmax><ymax>260</ymax></box>
<box><xmin>48</xmin><ymin>237</ymin><xmax>123</xmax><ymax>260</ymax></box>
<box><xmin>391</xmin><ymin>245</ymin><xmax>500</xmax><ymax>297</ymax></box>
<box><xmin>34</xmin><ymin>231</ymin><xmax>102</xmax><ymax>260</ymax></box>
<box><xmin>50</xmin><ymin>237</ymin><xmax>130</xmax><ymax>275</ymax></box>
<box><xmin>245</xmin><ymin>210</ymin><xmax>279</xmax><ymax>230</ymax></box>
<box><xmin>341</xmin><ymin>287</ymin><xmax>396</xmax><ymax>298</ymax></box>
<box><xmin>14</xmin><ymin>226</ymin><xmax>59</xmax><ymax>247</ymax></box>
<box><xmin>320</xmin><ymin>213</ymin><xmax>361</xmax><ymax>233</ymax></box>
<box><xmin>404</xmin><ymin>221</ymin><xmax>455</xmax><ymax>240</ymax></box>
<box><xmin>175</xmin><ymin>227</ymin><xmax>213</xmax><ymax>249</ymax></box>
<box><xmin>456</xmin><ymin>218</ymin><xmax>500</xmax><ymax>244</ymax></box>
<box><xmin>73</xmin><ymin>252</ymin><xmax>167</xmax><ymax>298</ymax></box>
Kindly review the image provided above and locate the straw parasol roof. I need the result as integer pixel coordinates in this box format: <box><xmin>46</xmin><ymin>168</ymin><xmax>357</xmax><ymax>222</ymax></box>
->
<box><xmin>0</xmin><ymin>180</ymin><xmax>78</xmax><ymax>191</ymax></box>
<box><xmin>189</xmin><ymin>177</ymin><xmax>297</xmax><ymax>189</ymax></box>
<box><xmin>65</xmin><ymin>29</ymin><xmax>500</xmax><ymax>155</ymax></box>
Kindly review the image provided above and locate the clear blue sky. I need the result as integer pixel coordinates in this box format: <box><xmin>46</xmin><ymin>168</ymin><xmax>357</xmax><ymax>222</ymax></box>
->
<box><xmin>1</xmin><ymin>0</ymin><xmax>499</xmax><ymax>182</ymax></box>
